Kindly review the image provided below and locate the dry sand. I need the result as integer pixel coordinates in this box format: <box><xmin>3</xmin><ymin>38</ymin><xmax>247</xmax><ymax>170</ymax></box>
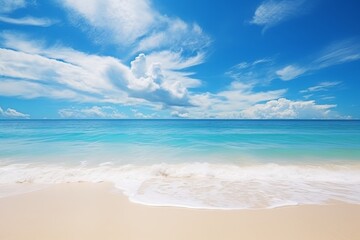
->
<box><xmin>0</xmin><ymin>182</ymin><xmax>359</xmax><ymax>240</ymax></box>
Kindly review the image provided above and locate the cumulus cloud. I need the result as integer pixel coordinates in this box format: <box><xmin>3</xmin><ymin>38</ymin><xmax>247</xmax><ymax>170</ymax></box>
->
<box><xmin>131</xmin><ymin>109</ymin><xmax>158</xmax><ymax>119</ymax></box>
<box><xmin>250</xmin><ymin>0</ymin><xmax>307</xmax><ymax>31</ymax></box>
<box><xmin>58</xmin><ymin>106</ymin><xmax>126</xmax><ymax>119</ymax></box>
<box><xmin>0</xmin><ymin>105</ymin><xmax>29</xmax><ymax>119</ymax></box>
<box><xmin>179</xmin><ymin>81</ymin><xmax>288</xmax><ymax>119</ymax></box>
<box><xmin>121</xmin><ymin>52</ymin><xmax>194</xmax><ymax>106</ymax></box>
<box><xmin>171</xmin><ymin>111</ymin><xmax>189</xmax><ymax>118</ymax></box>
<box><xmin>0</xmin><ymin>0</ymin><xmax>26</xmax><ymax>13</ymax></box>
<box><xmin>169</xmin><ymin>94</ymin><xmax>343</xmax><ymax>119</ymax></box>
<box><xmin>240</xmin><ymin>98</ymin><xmax>337</xmax><ymax>119</ymax></box>
<box><xmin>129</xmin><ymin>53</ymin><xmax>161</xmax><ymax>92</ymax></box>
<box><xmin>0</xmin><ymin>16</ymin><xmax>55</xmax><ymax>27</ymax></box>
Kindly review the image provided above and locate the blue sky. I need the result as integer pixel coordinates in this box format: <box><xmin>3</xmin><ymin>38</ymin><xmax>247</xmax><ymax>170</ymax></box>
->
<box><xmin>0</xmin><ymin>0</ymin><xmax>360</xmax><ymax>119</ymax></box>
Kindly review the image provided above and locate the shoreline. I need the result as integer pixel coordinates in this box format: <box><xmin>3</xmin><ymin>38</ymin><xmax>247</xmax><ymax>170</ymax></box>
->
<box><xmin>1</xmin><ymin>182</ymin><xmax>359</xmax><ymax>240</ymax></box>
<box><xmin>2</xmin><ymin>162</ymin><xmax>360</xmax><ymax>209</ymax></box>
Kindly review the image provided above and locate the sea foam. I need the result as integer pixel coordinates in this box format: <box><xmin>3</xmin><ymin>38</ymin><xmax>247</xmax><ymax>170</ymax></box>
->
<box><xmin>0</xmin><ymin>162</ymin><xmax>360</xmax><ymax>209</ymax></box>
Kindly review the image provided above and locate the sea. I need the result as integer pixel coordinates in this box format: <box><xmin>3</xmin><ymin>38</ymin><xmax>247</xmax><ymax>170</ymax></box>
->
<box><xmin>0</xmin><ymin>119</ymin><xmax>359</xmax><ymax>209</ymax></box>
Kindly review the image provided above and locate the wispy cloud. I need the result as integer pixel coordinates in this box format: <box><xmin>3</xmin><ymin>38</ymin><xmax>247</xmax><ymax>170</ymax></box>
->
<box><xmin>300</xmin><ymin>81</ymin><xmax>341</xmax><ymax>94</ymax></box>
<box><xmin>0</xmin><ymin>33</ymin><xmax>203</xmax><ymax>108</ymax></box>
<box><xmin>0</xmin><ymin>16</ymin><xmax>55</xmax><ymax>27</ymax></box>
<box><xmin>250</xmin><ymin>0</ymin><xmax>307</xmax><ymax>31</ymax></box>
<box><xmin>299</xmin><ymin>81</ymin><xmax>341</xmax><ymax>101</ymax></box>
<box><xmin>0</xmin><ymin>105</ymin><xmax>29</xmax><ymax>119</ymax></box>
<box><xmin>135</xmin><ymin>19</ymin><xmax>211</xmax><ymax>54</ymax></box>
<box><xmin>0</xmin><ymin>0</ymin><xmax>26</xmax><ymax>13</ymax></box>
<box><xmin>277</xmin><ymin>39</ymin><xmax>360</xmax><ymax>80</ymax></box>
<box><xmin>226</xmin><ymin>57</ymin><xmax>276</xmax><ymax>84</ymax></box>
<box><xmin>60</xmin><ymin>0</ymin><xmax>210</xmax><ymax>53</ymax></box>
<box><xmin>314</xmin><ymin>39</ymin><xmax>360</xmax><ymax>68</ymax></box>
<box><xmin>230</xmin><ymin>39</ymin><xmax>360</xmax><ymax>84</ymax></box>
<box><xmin>276</xmin><ymin>65</ymin><xmax>306</xmax><ymax>81</ymax></box>
<box><xmin>58</xmin><ymin>106</ymin><xmax>126</xmax><ymax>119</ymax></box>
<box><xmin>61</xmin><ymin>0</ymin><xmax>156</xmax><ymax>46</ymax></box>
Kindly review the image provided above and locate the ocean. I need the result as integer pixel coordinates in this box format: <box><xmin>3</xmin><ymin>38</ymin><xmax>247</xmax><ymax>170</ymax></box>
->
<box><xmin>0</xmin><ymin>119</ymin><xmax>359</xmax><ymax>209</ymax></box>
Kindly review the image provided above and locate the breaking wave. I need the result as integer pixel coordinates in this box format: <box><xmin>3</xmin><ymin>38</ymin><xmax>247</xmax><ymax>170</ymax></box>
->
<box><xmin>1</xmin><ymin>162</ymin><xmax>360</xmax><ymax>209</ymax></box>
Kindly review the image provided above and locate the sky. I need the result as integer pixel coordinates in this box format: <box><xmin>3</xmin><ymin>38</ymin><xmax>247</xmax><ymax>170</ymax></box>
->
<box><xmin>0</xmin><ymin>0</ymin><xmax>360</xmax><ymax>119</ymax></box>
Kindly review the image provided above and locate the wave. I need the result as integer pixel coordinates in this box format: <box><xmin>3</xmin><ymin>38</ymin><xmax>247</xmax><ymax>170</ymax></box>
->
<box><xmin>1</xmin><ymin>162</ymin><xmax>360</xmax><ymax>209</ymax></box>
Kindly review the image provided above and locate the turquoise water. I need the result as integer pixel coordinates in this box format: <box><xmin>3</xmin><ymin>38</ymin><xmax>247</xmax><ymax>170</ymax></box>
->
<box><xmin>1</xmin><ymin>120</ymin><xmax>360</xmax><ymax>164</ymax></box>
<box><xmin>0</xmin><ymin>120</ymin><xmax>360</xmax><ymax>209</ymax></box>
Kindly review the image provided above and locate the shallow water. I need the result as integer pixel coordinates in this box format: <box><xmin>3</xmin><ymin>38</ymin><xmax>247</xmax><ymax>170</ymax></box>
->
<box><xmin>1</xmin><ymin>120</ymin><xmax>359</xmax><ymax>209</ymax></box>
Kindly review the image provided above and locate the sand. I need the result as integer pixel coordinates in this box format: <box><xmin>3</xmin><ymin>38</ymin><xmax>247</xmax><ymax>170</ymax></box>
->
<box><xmin>0</xmin><ymin>183</ymin><xmax>359</xmax><ymax>240</ymax></box>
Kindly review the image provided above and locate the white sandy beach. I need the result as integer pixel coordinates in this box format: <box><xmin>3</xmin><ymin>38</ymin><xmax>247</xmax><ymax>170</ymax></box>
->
<box><xmin>0</xmin><ymin>182</ymin><xmax>359</xmax><ymax>240</ymax></box>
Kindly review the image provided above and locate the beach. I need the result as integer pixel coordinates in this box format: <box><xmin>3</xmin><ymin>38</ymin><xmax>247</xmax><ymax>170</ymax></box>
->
<box><xmin>1</xmin><ymin>120</ymin><xmax>359</xmax><ymax>239</ymax></box>
<box><xmin>0</xmin><ymin>182</ymin><xmax>359</xmax><ymax>240</ymax></box>
<box><xmin>1</xmin><ymin>0</ymin><xmax>360</xmax><ymax>237</ymax></box>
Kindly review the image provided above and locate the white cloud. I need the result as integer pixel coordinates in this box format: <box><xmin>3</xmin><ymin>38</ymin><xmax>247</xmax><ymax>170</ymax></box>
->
<box><xmin>240</xmin><ymin>98</ymin><xmax>337</xmax><ymax>119</ymax></box>
<box><xmin>1</xmin><ymin>35</ymin><xmax>345</xmax><ymax>119</ymax></box>
<box><xmin>112</xmin><ymin>52</ymin><xmax>197</xmax><ymax>106</ymax></box>
<box><xmin>300</xmin><ymin>81</ymin><xmax>341</xmax><ymax>94</ymax></box>
<box><xmin>131</xmin><ymin>109</ymin><xmax>158</xmax><ymax>119</ymax></box>
<box><xmin>0</xmin><ymin>78</ymin><xmax>97</xmax><ymax>101</ymax></box>
<box><xmin>0</xmin><ymin>33</ymin><xmax>202</xmax><ymax>108</ymax></box>
<box><xmin>136</xmin><ymin>19</ymin><xmax>210</xmax><ymax>53</ymax></box>
<box><xmin>321</xmin><ymin>96</ymin><xmax>336</xmax><ymax>101</ymax></box>
<box><xmin>1</xmin><ymin>0</ymin><xmax>352</xmax><ymax>120</ymax></box>
<box><xmin>276</xmin><ymin>39</ymin><xmax>360</xmax><ymax>81</ymax></box>
<box><xmin>0</xmin><ymin>16</ymin><xmax>55</xmax><ymax>26</ymax></box>
<box><xmin>180</xmin><ymin>81</ymin><xmax>288</xmax><ymax>119</ymax></box>
<box><xmin>0</xmin><ymin>105</ymin><xmax>29</xmax><ymax>119</ymax></box>
<box><xmin>61</xmin><ymin>0</ymin><xmax>155</xmax><ymax>46</ymax></box>
<box><xmin>314</xmin><ymin>39</ymin><xmax>360</xmax><ymax>68</ymax></box>
<box><xmin>250</xmin><ymin>0</ymin><xmax>306</xmax><ymax>31</ymax></box>
<box><xmin>226</xmin><ymin>57</ymin><xmax>277</xmax><ymax>84</ymax></box>
<box><xmin>232</xmin><ymin>40</ymin><xmax>360</xmax><ymax>84</ymax></box>
<box><xmin>0</xmin><ymin>0</ymin><xmax>26</xmax><ymax>13</ymax></box>
<box><xmin>60</xmin><ymin>0</ymin><xmax>210</xmax><ymax>53</ymax></box>
<box><xmin>0</xmin><ymin>1</ymin><xmax>211</xmax><ymax>117</ymax></box>
<box><xmin>214</xmin><ymin>82</ymin><xmax>286</xmax><ymax>111</ymax></box>
<box><xmin>276</xmin><ymin>65</ymin><xmax>306</xmax><ymax>80</ymax></box>
<box><xmin>58</xmin><ymin>106</ymin><xmax>126</xmax><ymax>119</ymax></box>
<box><xmin>171</xmin><ymin>111</ymin><xmax>189</xmax><ymax>118</ymax></box>
<box><xmin>169</xmin><ymin>94</ymin><xmax>343</xmax><ymax>119</ymax></box>
<box><xmin>128</xmin><ymin>53</ymin><xmax>161</xmax><ymax>92</ymax></box>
